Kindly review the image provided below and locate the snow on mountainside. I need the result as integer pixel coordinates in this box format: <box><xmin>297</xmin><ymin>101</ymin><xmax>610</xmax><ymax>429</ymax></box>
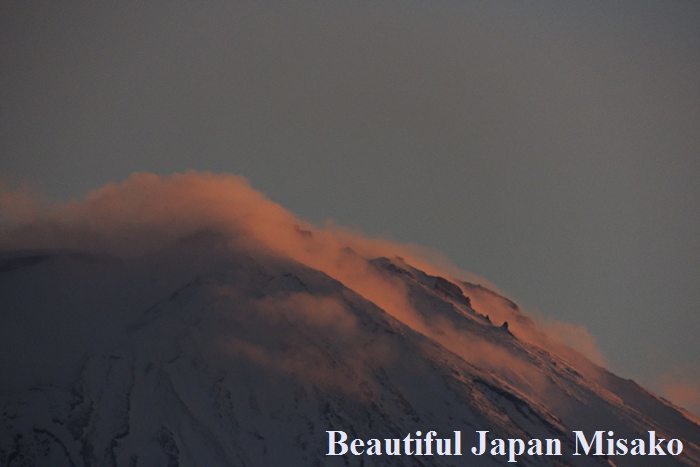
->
<box><xmin>0</xmin><ymin>247</ymin><xmax>698</xmax><ymax>466</ymax></box>
<box><xmin>0</xmin><ymin>173</ymin><xmax>698</xmax><ymax>466</ymax></box>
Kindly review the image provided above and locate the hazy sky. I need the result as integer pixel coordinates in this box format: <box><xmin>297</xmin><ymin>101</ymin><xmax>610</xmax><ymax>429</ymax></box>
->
<box><xmin>2</xmin><ymin>1</ymin><xmax>699</xmax><ymax>399</ymax></box>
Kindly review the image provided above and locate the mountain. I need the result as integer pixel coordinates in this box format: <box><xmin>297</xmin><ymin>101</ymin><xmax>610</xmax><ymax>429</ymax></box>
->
<box><xmin>0</xmin><ymin>244</ymin><xmax>698</xmax><ymax>466</ymax></box>
<box><xmin>0</xmin><ymin>173</ymin><xmax>698</xmax><ymax>466</ymax></box>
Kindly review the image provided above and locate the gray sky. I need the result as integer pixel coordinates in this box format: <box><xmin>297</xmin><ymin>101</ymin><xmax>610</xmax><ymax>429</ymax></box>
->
<box><xmin>2</xmin><ymin>1</ymin><xmax>699</xmax><ymax>399</ymax></box>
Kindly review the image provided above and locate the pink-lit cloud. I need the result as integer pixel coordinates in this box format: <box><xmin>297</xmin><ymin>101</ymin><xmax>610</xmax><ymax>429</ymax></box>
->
<box><xmin>0</xmin><ymin>171</ymin><xmax>607</xmax><ymax>387</ymax></box>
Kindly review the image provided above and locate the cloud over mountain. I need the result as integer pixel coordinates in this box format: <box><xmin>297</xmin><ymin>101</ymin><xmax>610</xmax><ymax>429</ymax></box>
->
<box><xmin>0</xmin><ymin>171</ymin><xmax>603</xmax><ymax>362</ymax></box>
<box><xmin>1</xmin><ymin>172</ymin><xmax>698</xmax><ymax>466</ymax></box>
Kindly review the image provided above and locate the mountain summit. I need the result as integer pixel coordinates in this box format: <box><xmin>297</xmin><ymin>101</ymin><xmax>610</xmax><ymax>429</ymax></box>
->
<box><xmin>1</xmin><ymin>173</ymin><xmax>698</xmax><ymax>466</ymax></box>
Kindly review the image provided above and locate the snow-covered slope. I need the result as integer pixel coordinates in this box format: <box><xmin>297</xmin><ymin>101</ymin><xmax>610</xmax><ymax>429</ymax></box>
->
<box><xmin>1</xmin><ymin>244</ymin><xmax>698</xmax><ymax>466</ymax></box>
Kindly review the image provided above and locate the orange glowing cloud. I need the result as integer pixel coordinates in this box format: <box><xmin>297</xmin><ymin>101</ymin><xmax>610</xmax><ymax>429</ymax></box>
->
<box><xmin>0</xmin><ymin>171</ymin><xmax>606</xmax><ymax>382</ymax></box>
<box><xmin>660</xmin><ymin>370</ymin><xmax>700</xmax><ymax>418</ymax></box>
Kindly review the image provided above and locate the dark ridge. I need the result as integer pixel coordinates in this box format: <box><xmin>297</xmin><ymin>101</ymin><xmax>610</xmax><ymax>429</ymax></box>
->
<box><xmin>0</xmin><ymin>249</ymin><xmax>118</xmax><ymax>274</ymax></box>
<box><xmin>432</xmin><ymin>276</ymin><xmax>471</xmax><ymax>307</ymax></box>
<box><xmin>0</xmin><ymin>254</ymin><xmax>52</xmax><ymax>273</ymax></box>
<box><xmin>294</xmin><ymin>225</ymin><xmax>313</xmax><ymax>238</ymax></box>
<box><xmin>461</xmin><ymin>281</ymin><xmax>520</xmax><ymax>312</ymax></box>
